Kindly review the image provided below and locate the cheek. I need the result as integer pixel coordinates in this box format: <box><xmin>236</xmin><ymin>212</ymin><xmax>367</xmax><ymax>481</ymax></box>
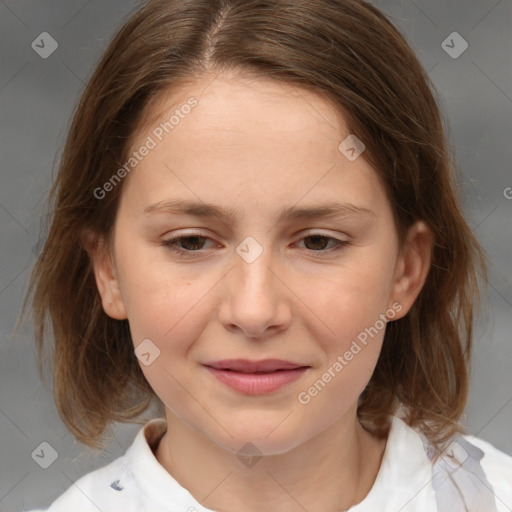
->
<box><xmin>125</xmin><ymin>276</ymin><xmax>210</xmax><ymax>349</ymax></box>
<box><xmin>123</xmin><ymin>268</ymin><xmax>216</xmax><ymax>423</ymax></box>
<box><xmin>115</xmin><ymin>237</ymin><xmax>210</xmax><ymax>339</ymax></box>
<box><xmin>296</xmin><ymin>257</ymin><xmax>394</xmax><ymax>342</ymax></box>
<box><xmin>296</xmin><ymin>283</ymin><xmax>387</xmax><ymax>426</ymax></box>
<box><xmin>292</xmin><ymin>251</ymin><xmax>394</xmax><ymax>406</ymax></box>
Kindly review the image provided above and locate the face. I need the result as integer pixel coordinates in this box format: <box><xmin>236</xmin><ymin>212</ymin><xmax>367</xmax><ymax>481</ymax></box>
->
<box><xmin>90</xmin><ymin>70</ymin><xmax>431</xmax><ymax>456</ymax></box>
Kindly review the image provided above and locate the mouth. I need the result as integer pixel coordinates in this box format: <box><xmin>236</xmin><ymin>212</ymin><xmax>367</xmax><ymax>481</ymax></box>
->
<box><xmin>203</xmin><ymin>359</ymin><xmax>310</xmax><ymax>395</ymax></box>
<box><xmin>204</xmin><ymin>358</ymin><xmax>309</xmax><ymax>373</ymax></box>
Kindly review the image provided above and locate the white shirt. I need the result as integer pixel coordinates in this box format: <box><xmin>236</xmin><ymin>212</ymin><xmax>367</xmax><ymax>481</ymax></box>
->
<box><xmin>26</xmin><ymin>415</ymin><xmax>512</xmax><ymax>512</ymax></box>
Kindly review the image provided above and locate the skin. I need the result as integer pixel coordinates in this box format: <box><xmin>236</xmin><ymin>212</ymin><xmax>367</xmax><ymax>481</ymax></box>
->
<box><xmin>86</xmin><ymin>70</ymin><xmax>433</xmax><ymax>512</ymax></box>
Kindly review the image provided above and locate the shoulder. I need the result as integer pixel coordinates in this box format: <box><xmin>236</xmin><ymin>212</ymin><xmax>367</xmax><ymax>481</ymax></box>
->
<box><xmin>23</xmin><ymin>452</ymin><xmax>142</xmax><ymax>512</ymax></box>
<box><xmin>23</xmin><ymin>419</ymin><xmax>168</xmax><ymax>512</ymax></box>
<box><xmin>422</xmin><ymin>424</ymin><xmax>512</xmax><ymax>512</ymax></box>
<box><xmin>385</xmin><ymin>415</ymin><xmax>512</xmax><ymax>511</ymax></box>
<box><xmin>461</xmin><ymin>433</ymin><xmax>512</xmax><ymax>507</ymax></box>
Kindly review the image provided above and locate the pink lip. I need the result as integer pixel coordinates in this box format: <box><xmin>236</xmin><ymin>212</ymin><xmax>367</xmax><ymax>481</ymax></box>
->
<box><xmin>203</xmin><ymin>359</ymin><xmax>309</xmax><ymax>395</ymax></box>
<box><xmin>205</xmin><ymin>358</ymin><xmax>306</xmax><ymax>372</ymax></box>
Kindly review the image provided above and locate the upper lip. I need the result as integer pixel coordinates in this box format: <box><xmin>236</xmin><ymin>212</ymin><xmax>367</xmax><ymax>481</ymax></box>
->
<box><xmin>204</xmin><ymin>359</ymin><xmax>309</xmax><ymax>373</ymax></box>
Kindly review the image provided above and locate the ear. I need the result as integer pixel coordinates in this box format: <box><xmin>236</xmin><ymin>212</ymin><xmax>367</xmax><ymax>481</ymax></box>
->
<box><xmin>388</xmin><ymin>220</ymin><xmax>433</xmax><ymax>320</ymax></box>
<box><xmin>80</xmin><ymin>229</ymin><xmax>128</xmax><ymax>320</ymax></box>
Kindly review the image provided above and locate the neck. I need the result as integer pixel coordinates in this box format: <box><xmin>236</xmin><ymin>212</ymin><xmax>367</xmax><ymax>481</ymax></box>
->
<box><xmin>155</xmin><ymin>409</ymin><xmax>387</xmax><ymax>512</ymax></box>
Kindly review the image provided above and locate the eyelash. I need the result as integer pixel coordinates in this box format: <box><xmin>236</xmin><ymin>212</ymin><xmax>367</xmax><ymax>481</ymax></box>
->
<box><xmin>160</xmin><ymin>232</ymin><xmax>350</xmax><ymax>257</ymax></box>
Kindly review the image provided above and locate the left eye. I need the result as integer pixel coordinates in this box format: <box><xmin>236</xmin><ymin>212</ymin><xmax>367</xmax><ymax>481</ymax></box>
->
<box><xmin>160</xmin><ymin>232</ymin><xmax>349</xmax><ymax>256</ymax></box>
<box><xmin>298</xmin><ymin>234</ymin><xmax>347</xmax><ymax>252</ymax></box>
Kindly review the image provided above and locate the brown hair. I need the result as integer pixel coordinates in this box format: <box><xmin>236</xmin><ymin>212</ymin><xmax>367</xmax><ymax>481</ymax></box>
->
<box><xmin>16</xmin><ymin>0</ymin><xmax>487</xmax><ymax>453</ymax></box>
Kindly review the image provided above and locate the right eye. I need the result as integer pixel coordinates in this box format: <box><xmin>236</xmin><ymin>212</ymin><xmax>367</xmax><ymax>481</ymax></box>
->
<box><xmin>160</xmin><ymin>233</ymin><xmax>213</xmax><ymax>255</ymax></box>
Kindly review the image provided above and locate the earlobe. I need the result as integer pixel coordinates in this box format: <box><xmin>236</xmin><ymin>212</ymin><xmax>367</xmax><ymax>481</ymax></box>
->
<box><xmin>81</xmin><ymin>230</ymin><xmax>128</xmax><ymax>320</ymax></box>
<box><xmin>389</xmin><ymin>221</ymin><xmax>433</xmax><ymax>320</ymax></box>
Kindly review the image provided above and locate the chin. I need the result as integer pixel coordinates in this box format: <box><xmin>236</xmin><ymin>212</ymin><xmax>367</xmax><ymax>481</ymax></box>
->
<box><xmin>211</xmin><ymin>421</ymin><xmax>310</xmax><ymax>458</ymax></box>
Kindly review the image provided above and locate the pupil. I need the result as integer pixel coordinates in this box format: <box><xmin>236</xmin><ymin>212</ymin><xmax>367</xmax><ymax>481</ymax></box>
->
<box><xmin>306</xmin><ymin>235</ymin><xmax>328</xmax><ymax>251</ymax></box>
<box><xmin>183</xmin><ymin>235</ymin><xmax>203</xmax><ymax>250</ymax></box>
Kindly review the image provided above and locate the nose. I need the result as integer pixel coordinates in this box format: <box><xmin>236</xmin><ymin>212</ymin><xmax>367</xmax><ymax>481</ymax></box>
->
<box><xmin>218</xmin><ymin>242</ymin><xmax>292</xmax><ymax>339</ymax></box>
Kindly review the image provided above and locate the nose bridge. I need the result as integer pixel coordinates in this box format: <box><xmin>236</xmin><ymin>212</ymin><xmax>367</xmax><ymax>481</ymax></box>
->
<box><xmin>218</xmin><ymin>234</ymin><xmax>290</xmax><ymax>337</ymax></box>
<box><xmin>233</xmin><ymin>235</ymin><xmax>275</xmax><ymax>295</ymax></box>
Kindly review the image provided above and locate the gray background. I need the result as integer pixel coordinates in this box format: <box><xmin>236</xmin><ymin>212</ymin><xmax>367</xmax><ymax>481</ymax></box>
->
<box><xmin>1</xmin><ymin>1</ymin><xmax>511</xmax><ymax>511</ymax></box>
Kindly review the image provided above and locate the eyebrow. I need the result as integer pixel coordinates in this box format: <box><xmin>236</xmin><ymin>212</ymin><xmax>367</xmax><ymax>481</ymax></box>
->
<box><xmin>143</xmin><ymin>199</ymin><xmax>375</xmax><ymax>224</ymax></box>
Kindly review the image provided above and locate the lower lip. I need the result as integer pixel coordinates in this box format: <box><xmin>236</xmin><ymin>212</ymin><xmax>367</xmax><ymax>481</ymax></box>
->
<box><xmin>204</xmin><ymin>366</ymin><xmax>308</xmax><ymax>395</ymax></box>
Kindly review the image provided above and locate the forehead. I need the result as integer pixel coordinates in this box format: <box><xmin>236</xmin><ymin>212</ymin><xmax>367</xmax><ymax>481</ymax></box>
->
<box><xmin>119</xmin><ymin>70</ymin><xmax>386</xmax><ymax>220</ymax></box>
<box><xmin>137</xmin><ymin>70</ymin><xmax>344</xmax><ymax>146</ymax></box>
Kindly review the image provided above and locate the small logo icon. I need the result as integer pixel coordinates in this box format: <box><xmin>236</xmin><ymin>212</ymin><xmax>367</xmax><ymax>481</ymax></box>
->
<box><xmin>110</xmin><ymin>479</ymin><xmax>124</xmax><ymax>491</ymax></box>
<box><xmin>31</xmin><ymin>32</ymin><xmax>59</xmax><ymax>59</ymax></box>
<box><xmin>31</xmin><ymin>441</ymin><xmax>59</xmax><ymax>469</ymax></box>
<box><xmin>441</xmin><ymin>441</ymin><xmax>469</xmax><ymax>469</ymax></box>
<box><xmin>338</xmin><ymin>134</ymin><xmax>365</xmax><ymax>161</ymax></box>
<box><xmin>441</xmin><ymin>32</ymin><xmax>468</xmax><ymax>59</ymax></box>
<box><xmin>135</xmin><ymin>338</ymin><xmax>161</xmax><ymax>366</ymax></box>
<box><xmin>503</xmin><ymin>187</ymin><xmax>512</xmax><ymax>200</ymax></box>
<box><xmin>236</xmin><ymin>442</ymin><xmax>263</xmax><ymax>468</ymax></box>
<box><xmin>236</xmin><ymin>236</ymin><xmax>263</xmax><ymax>264</ymax></box>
